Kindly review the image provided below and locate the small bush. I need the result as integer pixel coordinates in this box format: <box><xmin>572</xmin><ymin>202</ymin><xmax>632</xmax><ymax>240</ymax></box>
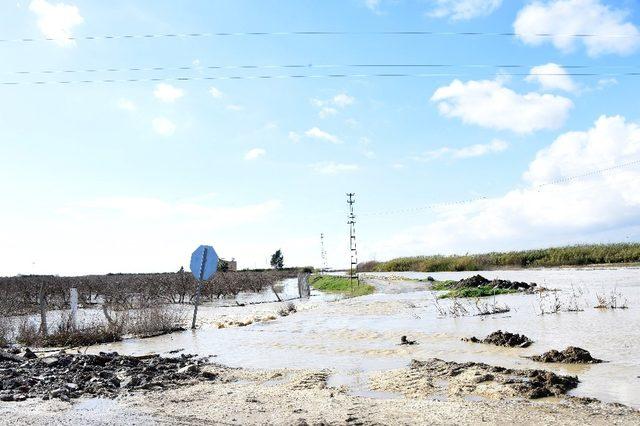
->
<box><xmin>0</xmin><ymin>317</ymin><xmax>12</xmax><ymax>347</ymax></box>
<box><xmin>277</xmin><ymin>302</ymin><xmax>297</xmax><ymax>317</ymax></box>
<box><xmin>125</xmin><ymin>306</ymin><xmax>186</xmax><ymax>337</ymax></box>
<box><xmin>16</xmin><ymin>319</ymin><xmax>40</xmax><ymax>346</ymax></box>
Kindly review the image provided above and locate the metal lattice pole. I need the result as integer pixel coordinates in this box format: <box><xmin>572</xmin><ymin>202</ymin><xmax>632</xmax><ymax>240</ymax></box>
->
<box><xmin>320</xmin><ymin>233</ymin><xmax>328</xmax><ymax>274</ymax></box>
<box><xmin>347</xmin><ymin>193</ymin><xmax>359</xmax><ymax>286</ymax></box>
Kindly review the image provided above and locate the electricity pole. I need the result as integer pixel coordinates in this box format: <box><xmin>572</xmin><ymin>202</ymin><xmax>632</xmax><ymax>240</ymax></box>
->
<box><xmin>347</xmin><ymin>193</ymin><xmax>359</xmax><ymax>286</ymax></box>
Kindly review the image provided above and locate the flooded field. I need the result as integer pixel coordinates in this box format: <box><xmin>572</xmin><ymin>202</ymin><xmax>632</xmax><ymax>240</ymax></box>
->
<box><xmin>90</xmin><ymin>267</ymin><xmax>640</xmax><ymax>408</ymax></box>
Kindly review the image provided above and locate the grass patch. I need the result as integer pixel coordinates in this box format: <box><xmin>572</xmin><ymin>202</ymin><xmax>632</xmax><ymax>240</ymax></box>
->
<box><xmin>429</xmin><ymin>280</ymin><xmax>516</xmax><ymax>299</ymax></box>
<box><xmin>365</xmin><ymin>243</ymin><xmax>640</xmax><ymax>272</ymax></box>
<box><xmin>310</xmin><ymin>275</ymin><xmax>375</xmax><ymax>297</ymax></box>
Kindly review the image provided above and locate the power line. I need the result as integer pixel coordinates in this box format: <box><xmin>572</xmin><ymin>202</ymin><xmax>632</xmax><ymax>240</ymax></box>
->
<box><xmin>5</xmin><ymin>62</ymin><xmax>639</xmax><ymax>76</ymax></box>
<box><xmin>360</xmin><ymin>158</ymin><xmax>640</xmax><ymax>217</ymax></box>
<box><xmin>2</xmin><ymin>71</ymin><xmax>639</xmax><ymax>87</ymax></box>
<box><xmin>1</xmin><ymin>29</ymin><xmax>639</xmax><ymax>44</ymax></box>
<box><xmin>534</xmin><ymin>158</ymin><xmax>640</xmax><ymax>189</ymax></box>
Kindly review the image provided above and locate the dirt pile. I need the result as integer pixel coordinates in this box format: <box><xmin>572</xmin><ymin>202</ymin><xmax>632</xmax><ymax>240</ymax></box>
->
<box><xmin>454</xmin><ymin>275</ymin><xmax>535</xmax><ymax>291</ymax></box>
<box><xmin>370</xmin><ymin>358</ymin><xmax>579</xmax><ymax>400</ymax></box>
<box><xmin>463</xmin><ymin>330</ymin><xmax>533</xmax><ymax>348</ymax></box>
<box><xmin>0</xmin><ymin>349</ymin><xmax>221</xmax><ymax>402</ymax></box>
<box><xmin>530</xmin><ymin>347</ymin><xmax>604</xmax><ymax>364</ymax></box>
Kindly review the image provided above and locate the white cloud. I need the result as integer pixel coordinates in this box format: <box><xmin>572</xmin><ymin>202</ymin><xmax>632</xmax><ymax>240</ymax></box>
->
<box><xmin>414</xmin><ymin>139</ymin><xmax>509</xmax><ymax>161</ymax></box>
<box><xmin>244</xmin><ymin>148</ymin><xmax>266</xmax><ymax>160</ymax></box>
<box><xmin>29</xmin><ymin>0</ymin><xmax>83</xmax><ymax>47</ymax></box>
<box><xmin>526</xmin><ymin>63</ymin><xmax>577</xmax><ymax>93</ymax></box>
<box><xmin>305</xmin><ymin>127</ymin><xmax>341</xmax><ymax>144</ymax></box>
<box><xmin>152</xmin><ymin>117</ymin><xmax>176</xmax><ymax>136</ymax></box>
<box><xmin>288</xmin><ymin>131</ymin><xmax>301</xmax><ymax>143</ymax></box>
<box><xmin>429</xmin><ymin>0</ymin><xmax>503</xmax><ymax>20</ymax></box>
<box><xmin>364</xmin><ymin>0</ymin><xmax>381</xmax><ymax>11</ymax></box>
<box><xmin>431</xmin><ymin>77</ymin><xmax>573</xmax><ymax>134</ymax></box>
<box><xmin>311</xmin><ymin>162</ymin><xmax>359</xmax><ymax>175</ymax></box>
<box><xmin>319</xmin><ymin>107</ymin><xmax>338</xmax><ymax>118</ymax></box>
<box><xmin>311</xmin><ymin>93</ymin><xmax>355</xmax><ymax>118</ymax></box>
<box><xmin>226</xmin><ymin>104</ymin><xmax>244</xmax><ymax>111</ymax></box>
<box><xmin>3</xmin><ymin>196</ymin><xmax>282</xmax><ymax>275</ymax></box>
<box><xmin>209</xmin><ymin>86</ymin><xmax>223</xmax><ymax>99</ymax></box>
<box><xmin>117</xmin><ymin>99</ymin><xmax>136</xmax><ymax>112</ymax></box>
<box><xmin>153</xmin><ymin>83</ymin><xmax>184</xmax><ymax>103</ymax></box>
<box><xmin>333</xmin><ymin>93</ymin><xmax>355</xmax><ymax>107</ymax></box>
<box><xmin>374</xmin><ymin>115</ymin><xmax>640</xmax><ymax>258</ymax></box>
<box><xmin>514</xmin><ymin>0</ymin><xmax>640</xmax><ymax>57</ymax></box>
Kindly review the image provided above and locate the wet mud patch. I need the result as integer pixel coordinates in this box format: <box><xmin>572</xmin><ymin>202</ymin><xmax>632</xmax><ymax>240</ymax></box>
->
<box><xmin>0</xmin><ymin>349</ymin><xmax>225</xmax><ymax>402</ymax></box>
<box><xmin>370</xmin><ymin>358</ymin><xmax>578</xmax><ymax>400</ymax></box>
<box><xmin>462</xmin><ymin>330</ymin><xmax>533</xmax><ymax>348</ymax></box>
<box><xmin>529</xmin><ymin>347</ymin><xmax>604</xmax><ymax>364</ymax></box>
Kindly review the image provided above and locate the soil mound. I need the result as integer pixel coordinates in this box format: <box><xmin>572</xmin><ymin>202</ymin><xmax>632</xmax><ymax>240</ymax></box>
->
<box><xmin>463</xmin><ymin>330</ymin><xmax>533</xmax><ymax>348</ymax></box>
<box><xmin>530</xmin><ymin>347</ymin><xmax>604</xmax><ymax>364</ymax></box>
<box><xmin>453</xmin><ymin>275</ymin><xmax>535</xmax><ymax>291</ymax></box>
<box><xmin>0</xmin><ymin>349</ymin><xmax>221</xmax><ymax>402</ymax></box>
<box><xmin>371</xmin><ymin>358</ymin><xmax>578</xmax><ymax>400</ymax></box>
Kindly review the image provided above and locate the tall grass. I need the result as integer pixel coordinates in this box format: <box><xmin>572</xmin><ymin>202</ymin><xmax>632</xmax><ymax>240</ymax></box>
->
<box><xmin>365</xmin><ymin>243</ymin><xmax>640</xmax><ymax>272</ymax></box>
<box><xmin>309</xmin><ymin>275</ymin><xmax>375</xmax><ymax>297</ymax></box>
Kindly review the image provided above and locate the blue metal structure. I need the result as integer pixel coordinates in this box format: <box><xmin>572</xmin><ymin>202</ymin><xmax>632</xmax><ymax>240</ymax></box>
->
<box><xmin>190</xmin><ymin>245</ymin><xmax>219</xmax><ymax>281</ymax></box>
<box><xmin>189</xmin><ymin>244</ymin><xmax>219</xmax><ymax>329</ymax></box>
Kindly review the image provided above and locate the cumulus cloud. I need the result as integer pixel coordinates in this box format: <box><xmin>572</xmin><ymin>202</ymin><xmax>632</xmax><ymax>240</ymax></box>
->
<box><xmin>244</xmin><ymin>148</ymin><xmax>266</xmax><ymax>160</ymax></box>
<box><xmin>414</xmin><ymin>139</ymin><xmax>509</xmax><ymax>161</ymax></box>
<box><xmin>209</xmin><ymin>86</ymin><xmax>223</xmax><ymax>98</ymax></box>
<box><xmin>29</xmin><ymin>0</ymin><xmax>83</xmax><ymax>47</ymax></box>
<box><xmin>526</xmin><ymin>63</ymin><xmax>577</xmax><ymax>93</ymax></box>
<box><xmin>288</xmin><ymin>131</ymin><xmax>301</xmax><ymax>143</ymax></box>
<box><xmin>429</xmin><ymin>0</ymin><xmax>503</xmax><ymax>20</ymax></box>
<box><xmin>431</xmin><ymin>77</ymin><xmax>573</xmax><ymax>134</ymax></box>
<box><xmin>311</xmin><ymin>93</ymin><xmax>355</xmax><ymax>118</ymax></box>
<box><xmin>311</xmin><ymin>162</ymin><xmax>359</xmax><ymax>175</ymax></box>
<box><xmin>226</xmin><ymin>104</ymin><xmax>244</xmax><ymax>112</ymax></box>
<box><xmin>364</xmin><ymin>0</ymin><xmax>381</xmax><ymax>12</ymax></box>
<box><xmin>117</xmin><ymin>99</ymin><xmax>136</xmax><ymax>112</ymax></box>
<box><xmin>7</xmin><ymin>196</ymin><xmax>281</xmax><ymax>275</ymax></box>
<box><xmin>373</xmin><ymin>115</ymin><xmax>640</xmax><ymax>258</ymax></box>
<box><xmin>514</xmin><ymin>0</ymin><xmax>640</xmax><ymax>57</ymax></box>
<box><xmin>152</xmin><ymin>117</ymin><xmax>176</xmax><ymax>136</ymax></box>
<box><xmin>305</xmin><ymin>127</ymin><xmax>341</xmax><ymax>144</ymax></box>
<box><xmin>153</xmin><ymin>83</ymin><xmax>184</xmax><ymax>103</ymax></box>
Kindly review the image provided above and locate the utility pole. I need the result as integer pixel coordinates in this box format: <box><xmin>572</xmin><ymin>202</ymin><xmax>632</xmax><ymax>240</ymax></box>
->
<box><xmin>320</xmin><ymin>233</ymin><xmax>328</xmax><ymax>274</ymax></box>
<box><xmin>347</xmin><ymin>193</ymin><xmax>359</xmax><ymax>286</ymax></box>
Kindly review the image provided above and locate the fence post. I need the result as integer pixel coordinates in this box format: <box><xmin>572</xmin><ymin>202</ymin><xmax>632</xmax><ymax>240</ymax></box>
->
<box><xmin>38</xmin><ymin>282</ymin><xmax>47</xmax><ymax>336</ymax></box>
<box><xmin>70</xmin><ymin>287</ymin><xmax>78</xmax><ymax>330</ymax></box>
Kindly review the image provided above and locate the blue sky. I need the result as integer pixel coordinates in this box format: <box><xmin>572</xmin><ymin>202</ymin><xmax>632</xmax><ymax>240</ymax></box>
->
<box><xmin>2</xmin><ymin>0</ymin><xmax>640</xmax><ymax>275</ymax></box>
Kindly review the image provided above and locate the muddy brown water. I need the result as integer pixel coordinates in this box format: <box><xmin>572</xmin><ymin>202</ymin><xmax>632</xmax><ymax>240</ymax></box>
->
<box><xmin>89</xmin><ymin>268</ymin><xmax>640</xmax><ymax>408</ymax></box>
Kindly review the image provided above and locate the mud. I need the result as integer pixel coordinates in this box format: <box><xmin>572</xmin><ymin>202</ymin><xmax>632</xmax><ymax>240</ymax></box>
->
<box><xmin>0</xmin><ymin>349</ymin><xmax>222</xmax><ymax>402</ymax></box>
<box><xmin>454</xmin><ymin>274</ymin><xmax>536</xmax><ymax>291</ymax></box>
<box><xmin>370</xmin><ymin>358</ymin><xmax>579</xmax><ymax>400</ymax></box>
<box><xmin>462</xmin><ymin>330</ymin><xmax>533</xmax><ymax>348</ymax></box>
<box><xmin>530</xmin><ymin>347</ymin><xmax>605</xmax><ymax>364</ymax></box>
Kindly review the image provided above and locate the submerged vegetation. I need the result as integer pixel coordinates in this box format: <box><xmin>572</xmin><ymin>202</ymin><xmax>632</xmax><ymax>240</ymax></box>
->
<box><xmin>309</xmin><ymin>275</ymin><xmax>375</xmax><ymax>297</ymax></box>
<box><xmin>361</xmin><ymin>243</ymin><xmax>640</xmax><ymax>272</ymax></box>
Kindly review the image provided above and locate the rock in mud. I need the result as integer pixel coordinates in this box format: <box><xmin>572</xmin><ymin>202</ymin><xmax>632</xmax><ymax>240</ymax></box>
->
<box><xmin>400</xmin><ymin>336</ymin><xmax>418</xmax><ymax>346</ymax></box>
<box><xmin>0</xmin><ymin>351</ymin><xmax>223</xmax><ymax>403</ymax></box>
<box><xmin>530</xmin><ymin>347</ymin><xmax>604</xmax><ymax>364</ymax></box>
<box><xmin>463</xmin><ymin>330</ymin><xmax>533</xmax><ymax>348</ymax></box>
<box><xmin>454</xmin><ymin>275</ymin><xmax>536</xmax><ymax>292</ymax></box>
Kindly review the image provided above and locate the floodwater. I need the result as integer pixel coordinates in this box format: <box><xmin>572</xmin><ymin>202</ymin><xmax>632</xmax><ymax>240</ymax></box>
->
<box><xmin>91</xmin><ymin>268</ymin><xmax>640</xmax><ymax>408</ymax></box>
